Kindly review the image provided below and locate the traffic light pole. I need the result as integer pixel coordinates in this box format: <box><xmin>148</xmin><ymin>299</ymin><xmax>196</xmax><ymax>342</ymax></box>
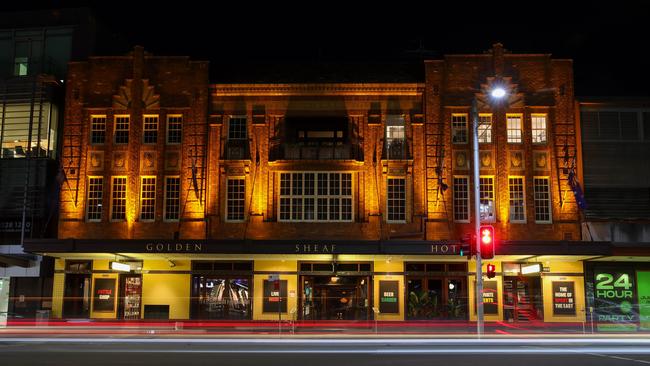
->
<box><xmin>472</xmin><ymin>97</ymin><xmax>484</xmax><ymax>337</ymax></box>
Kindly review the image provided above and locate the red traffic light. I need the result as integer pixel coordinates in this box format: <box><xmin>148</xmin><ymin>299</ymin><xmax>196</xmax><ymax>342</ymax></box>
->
<box><xmin>486</xmin><ymin>263</ymin><xmax>496</xmax><ymax>279</ymax></box>
<box><xmin>479</xmin><ymin>225</ymin><xmax>495</xmax><ymax>259</ymax></box>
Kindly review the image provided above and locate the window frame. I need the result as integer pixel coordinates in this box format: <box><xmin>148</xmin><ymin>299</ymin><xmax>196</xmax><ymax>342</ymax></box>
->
<box><xmin>143</xmin><ymin>114</ymin><xmax>159</xmax><ymax>144</ymax></box>
<box><xmin>86</xmin><ymin>176</ymin><xmax>104</xmax><ymax>222</ymax></box>
<box><xmin>90</xmin><ymin>115</ymin><xmax>107</xmax><ymax>145</ymax></box>
<box><xmin>166</xmin><ymin>114</ymin><xmax>183</xmax><ymax>145</ymax></box>
<box><xmin>163</xmin><ymin>176</ymin><xmax>181</xmax><ymax>222</ymax></box>
<box><xmin>226</xmin><ymin>177</ymin><xmax>246</xmax><ymax>222</ymax></box>
<box><xmin>508</xmin><ymin>176</ymin><xmax>527</xmax><ymax>223</ymax></box>
<box><xmin>139</xmin><ymin>176</ymin><xmax>157</xmax><ymax>222</ymax></box>
<box><xmin>386</xmin><ymin>177</ymin><xmax>407</xmax><ymax>223</ymax></box>
<box><xmin>531</xmin><ymin>113</ymin><xmax>548</xmax><ymax>144</ymax></box>
<box><xmin>451</xmin><ymin>113</ymin><xmax>468</xmax><ymax>144</ymax></box>
<box><xmin>228</xmin><ymin>115</ymin><xmax>248</xmax><ymax>140</ymax></box>
<box><xmin>478</xmin><ymin>113</ymin><xmax>492</xmax><ymax>144</ymax></box>
<box><xmin>113</xmin><ymin>115</ymin><xmax>130</xmax><ymax>144</ymax></box>
<box><xmin>506</xmin><ymin>113</ymin><xmax>523</xmax><ymax>144</ymax></box>
<box><xmin>479</xmin><ymin>175</ymin><xmax>496</xmax><ymax>223</ymax></box>
<box><xmin>533</xmin><ymin>176</ymin><xmax>552</xmax><ymax>224</ymax></box>
<box><xmin>277</xmin><ymin>172</ymin><xmax>354</xmax><ymax>223</ymax></box>
<box><xmin>110</xmin><ymin>176</ymin><xmax>127</xmax><ymax>222</ymax></box>
<box><xmin>453</xmin><ymin>175</ymin><xmax>470</xmax><ymax>223</ymax></box>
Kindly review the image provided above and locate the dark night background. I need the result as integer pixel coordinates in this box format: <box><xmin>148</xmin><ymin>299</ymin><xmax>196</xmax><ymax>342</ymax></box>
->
<box><xmin>2</xmin><ymin>1</ymin><xmax>649</xmax><ymax>96</ymax></box>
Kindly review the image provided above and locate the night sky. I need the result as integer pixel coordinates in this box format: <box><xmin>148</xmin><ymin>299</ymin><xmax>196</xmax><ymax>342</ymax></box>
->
<box><xmin>3</xmin><ymin>2</ymin><xmax>649</xmax><ymax>96</ymax></box>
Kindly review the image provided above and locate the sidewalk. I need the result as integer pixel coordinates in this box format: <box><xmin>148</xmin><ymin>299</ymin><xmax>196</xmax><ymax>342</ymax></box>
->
<box><xmin>2</xmin><ymin>318</ymin><xmax>641</xmax><ymax>337</ymax></box>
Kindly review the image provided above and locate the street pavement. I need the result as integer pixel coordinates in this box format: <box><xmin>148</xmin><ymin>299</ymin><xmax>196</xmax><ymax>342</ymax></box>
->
<box><xmin>3</xmin><ymin>338</ymin><xmax>650</xmax><ymax>365</ymax></box>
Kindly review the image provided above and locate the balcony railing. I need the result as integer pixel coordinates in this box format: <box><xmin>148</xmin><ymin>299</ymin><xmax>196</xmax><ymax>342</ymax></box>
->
<box><xmin>383</xmin><ymin>139</ymin><xmax>411</xmax><ymax>160</ymax></box>
<box><xmin>222</xmin><ymin>139</ymin><xmax>250</xmax><ymax>160</ymax></box>
<box><xmin>269</xmin><ymin>143</ymin><xmax>363</xmax><ymax>161</ymax></box>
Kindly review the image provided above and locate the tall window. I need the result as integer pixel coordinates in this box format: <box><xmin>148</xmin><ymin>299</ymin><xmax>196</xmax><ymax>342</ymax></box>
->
<box><xmin>385</xmin><ymin>115</ymin><xmax>406</xmax><ymax>159</ymax></box>
<box><xmin>227</xmin><ymin>178</ymin><xmax>245</xmax><ymax>221</ymax></box>
<box><xmin>279</xmin><ymin>172</ymin><xmax>352</xmax><ymax>222</ymax></box>
<box><xmin>14</xmin><ymin>57</ymin><xmax>29</xmax><ymax>76</ymax></box>
<box><xmin>166</xmin><ymin>115</ymin><xmax>182</xmax><ymax>144</ymax></box>
<box><xmin>86</xmin><ymin>177</ymin><xmax>103</xmax><ymax>222</ymax></box>
<box><xmin>509</xmin><ymin>177</ymin><xmax>526</xmax><ymax>222</ymax></box>
<box><xmin>387</xmin><ymin>178</ymin><xmax>406</xmax><ymax>222</ymax></box>
<box><xmin>139</xmin><ymin>176</ymin><xmax>156</xmax><ymax>221</ymax></box>
<box><xmin>453</xmin><ymin>176</ymin><xmax>469</xmax><ymax>222</ymax></box>
<box><xmin>90</xmin><ymin>116</ymin><xmax>106</xmax><ymax>144</ymax></box>
<box><xmin>479</xmin><ymin>176</ymin><xmax>495</xmax><ymax>222</ymax></box>
<box><xmin>451</xmin><ymin>114</ymin><xmax>468</xmax><ymax>144</ymax></box>
<box><xmin>114</xmin><ymin>115</ymin><xmax>130</xmax><ymax>144</ymax></box>
<box><xmin>534</xmin><ymin>177</ymin><xmax>552</xmax><ymax>223</ymax></box>
<box><xmin>478</xmin><ymin>114</ymin><xmax>492</xmax><ymax>143</ymax></box>
<box><xmin>164</xmin><ymin>176</ymin><xmax>181</xmax><ymax>221</ymax></box>
<box><xmin>531</xmin><ymin>114</ymin><xmax>547</xmax><ymax>144</ymax></box>
<box><xmin>507</xmin><ymin>114</ymin><xmax>522</xmax><ymax>143</ymax></box>
<box><xmin>110</xmin><ymin>176</ymin><xmax>127</xmax><ymax>221</ymax></box>
<box><xmin>228</xmin><ymin>117</ymin><xmax>247</xmax><ymax>140</ymax></box>
<box><xmin>143</xmin><ymin>115</ymin><xmax>158</xmax><ymax>144</ymax></box>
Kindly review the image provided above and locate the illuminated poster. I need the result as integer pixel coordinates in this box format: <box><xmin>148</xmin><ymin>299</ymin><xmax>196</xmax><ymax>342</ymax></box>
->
<box><xmin>379</xmin><ymin>280</ymin><xmax>399</xmax><ymax>314</ymax></box>
<box><xmin>637</xmin><ymin>271</ymin><xmax>650</xmax><ymax>330</ymax></box>
<box><xmin>263</xmin><ymin>279</ymin><xmax>287</xmax><ymax>313</ymax></box>
<box><xmin>93</xmin><ymin>278</ymin><xmax>116</xmax><ymax>312</ymax></box>
<box><xmin>482</xmin><ymin>280</ymin><xmax>498</xmax><ymax>315</ymax></box>
<box><xmin>552</xmin><ymin>281</ymin><xmax>576</xmax><ymax>316</ymax></box>
<box><xmin>594</xmin><ymin>270</ymin><xmax>637</xmax><ymax>331</ymax></box>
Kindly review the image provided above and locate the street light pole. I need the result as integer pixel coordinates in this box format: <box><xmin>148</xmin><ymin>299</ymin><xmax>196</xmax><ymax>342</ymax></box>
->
<box><xmin>471</xmin><ymin>97</ymin><xmax>484</xmax><ymax>337</ymax></box>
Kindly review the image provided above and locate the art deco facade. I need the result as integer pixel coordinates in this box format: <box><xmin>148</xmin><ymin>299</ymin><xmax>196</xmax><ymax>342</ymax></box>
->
<box><xmin>26</xmin><ymin>44</ymin><xmax>614</xmax><ymax>325</ymax></box>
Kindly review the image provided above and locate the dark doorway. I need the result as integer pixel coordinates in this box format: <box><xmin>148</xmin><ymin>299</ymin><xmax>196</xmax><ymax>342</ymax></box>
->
<box><xmin>300</xmin><ymin>275</ymin><xmax>371</xmax><ymax>320</ymax></box>
<box><xmin>62</xmin><ymin>274</ymin><xmax>90</xmax><ymax>318</ymax></box>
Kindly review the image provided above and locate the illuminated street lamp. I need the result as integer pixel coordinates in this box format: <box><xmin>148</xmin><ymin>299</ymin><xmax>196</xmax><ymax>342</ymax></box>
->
<box><xmin>472</xmin><ymin>85</ymin><xmax>506</xmax><ymax>337</ymax></box>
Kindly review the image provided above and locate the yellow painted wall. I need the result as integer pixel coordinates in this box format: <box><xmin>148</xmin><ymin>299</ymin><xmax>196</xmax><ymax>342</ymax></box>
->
<box><xmin>141</xmin><ymin>273</ymin><xmax>191</xmax><ymax>320</ymax></box>
<box><xmin>542</xmin><ymin>261</ymin><xmax>585</xmax><ymax>322</ymax></box>
<box><xmin>468</xmin><ymin>261</ymin><xmax>503</xmax><ymax>322</ymax></box>
<box><xmin>253</xmin><ymin>260</ymin><xmax>298</xmax><ymax>320</ymax></box>
<box><xmin>374</xmin><ymin>259</ymin><xmax>404</xmax><ymax>321</ymax></box>
<box><xmin>51</xmin><ymin>273</ymin><xmax>65</xmax><ymax>318</ymax></box>
<box><xmin>90</xmin><ymin>272</ymin><xmax>119</xmax><ymax>319</ymax></box>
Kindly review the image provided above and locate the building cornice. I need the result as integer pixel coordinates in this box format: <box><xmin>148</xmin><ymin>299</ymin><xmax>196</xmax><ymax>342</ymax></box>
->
<box><xmin>210</xmin><ymin>83</ymin><xmax>425</xmax><ymax>97</ymax></box>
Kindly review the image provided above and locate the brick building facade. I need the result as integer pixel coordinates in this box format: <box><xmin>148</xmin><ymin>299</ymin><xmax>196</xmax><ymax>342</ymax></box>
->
<box><xmin>27</xmin><ymin>44</ymin><xmax>604</xmax><ymax>324</ymax></box>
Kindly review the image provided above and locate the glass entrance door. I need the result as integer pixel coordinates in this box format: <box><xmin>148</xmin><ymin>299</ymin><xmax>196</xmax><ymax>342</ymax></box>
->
<box><xmin>191</xmin><ymin>276</ymin><xmax>251</xmax><ymax>320</ymax></box>
<box><xmin>503</xmin><ymin>276</ymin><xmax>543</xmax><ymax>322</ymax></box>
<box><xmin>301</xmin><ymin>276</ymin><xmax>370</xmax><ymax>320</ymax></box>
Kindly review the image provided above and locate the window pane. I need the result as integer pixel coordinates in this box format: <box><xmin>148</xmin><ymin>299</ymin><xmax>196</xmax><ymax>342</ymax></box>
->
<box><xmin>167</xmin><ymin>115</ymin><xmax>182</xmax><ymax>144</ymax></box>
<box><xmin>509</xmin><ymin>177</ymin><xmax>526</xmax><ymax>222</ymax></box>
<box><xmin>531</xmin><ymin>114</ymin><xmax>547</xmax><ymax>143</ymax></box>
<box><xmin>507</xmin><ymin>115</ymin><xmax>522</xmax><ymax>143</ymax></box>
<box><xmin>534</xmin><ymin>177</ymin><xmax>551</xmax><ymax>223</ymax></box>
<box><xmin>453</xmin><ymin>177</ymin><xmax>469</xmax><ymax>222</ymax></box>
<box><xmin>452</xmin><ymin>114</ymin><xmax>468</xmax><ymax>144</ymax></box>
<box><xmin>86</xmin><ymin>177</ymin><xmax>103</xmax><ymax>221</ymax></box>
<box><xmin>164</xmin><ymin>177</ymin><xmax>180</xmax><ymax>221</ymax></box>
<box><xmin>143</xmin><ymin>115</ymin><xmax>158</xmax><ymax>144</ymax></box>
<box><xmin>478</xmin><ymin>114</ymin><xmax>492</xmax><ymax>143</ymax></box>
<box><xmin>387</xmin><ymin>178</ymin><xmax>406</xmax><ymax>222</ymax></box>
<box><xmin>90</xmin><ymin>116</ymin><xmax>106</xmax><ymax>144</ymax></box>
<box><xmin>480</xmin><ymin>177</ymin><xmax>495</xmax><ymax>222</ymax></box>
<box><xmin>227</xmin><ymin>179</ymin><xmax>245</xmax><ymax>221</ymax></box>
<box><xmin>111</xmin><ymin>177</ymin><xmax>127</xmax><ymax>221</ymax></box>
<box><xmin>114</xmin><ymin>116</ymin><xmax>129</xmax><ymax>144</ymax></box>
<box><xmin>140</xmin><ymin>177</ymin><xmax>156</xmax><ymax>221</ymax></box>
<box><xmin>228</xmin><ymin>117</ymin><xmax>247</xmax><ymax>139</ymax></box>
